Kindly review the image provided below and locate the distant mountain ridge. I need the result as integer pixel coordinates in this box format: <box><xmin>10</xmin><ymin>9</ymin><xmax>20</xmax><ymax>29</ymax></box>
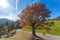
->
<box><xmin>0</xmin><ymin>18</ymin><xmax>13</xmax><ymax>23</ymax></box>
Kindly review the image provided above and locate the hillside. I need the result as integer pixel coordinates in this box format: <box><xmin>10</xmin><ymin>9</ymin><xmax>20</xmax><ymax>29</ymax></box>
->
<box><xmin>23</xmin><ymin>20</ymin><xmax>60</xmax><ymax>36</ymax></box>
<box><xmin>0</xmin><ymin>18</ymin><xmax>12</xmax><ymax>23</ymax></box>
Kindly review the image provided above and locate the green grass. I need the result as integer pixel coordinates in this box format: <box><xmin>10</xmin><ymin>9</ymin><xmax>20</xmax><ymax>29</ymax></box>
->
<box><xmin>23</xmin><ymin>20</ymin><xmax>60</xmax><ymax>36</ymax></box>
<box><xmin>51</xmin><ymin>20</ymin><xmax>60</xmax><ymax>36</ymax></box>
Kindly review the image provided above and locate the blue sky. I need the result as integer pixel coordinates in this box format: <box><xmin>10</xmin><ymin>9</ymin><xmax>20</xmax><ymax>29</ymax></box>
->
<box><xmin>18</xmin><ymin>0</ymin><xmax>60</xmax><ymax>18</ymax></box>
<box><xmin>0</xmin><ymin>0</ymin><xmax>60</xmax><ymax>20</ymax></box>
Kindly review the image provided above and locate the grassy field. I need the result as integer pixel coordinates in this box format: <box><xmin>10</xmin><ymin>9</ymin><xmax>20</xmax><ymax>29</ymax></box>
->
<box><xmin>23</xmin><ymin>20</ymin><xmax>60</xmax><ymax>36</ymax></box>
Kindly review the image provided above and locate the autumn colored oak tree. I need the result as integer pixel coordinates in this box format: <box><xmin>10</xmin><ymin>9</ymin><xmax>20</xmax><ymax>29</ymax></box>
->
<box><xmin>19</xmin><ymin>2</ymin><xmax>52</xmax><ymax>36</ymax></box>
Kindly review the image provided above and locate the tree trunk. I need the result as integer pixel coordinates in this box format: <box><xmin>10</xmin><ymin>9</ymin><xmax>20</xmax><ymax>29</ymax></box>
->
<box><xmin>32</xmin><ymin>26</ymin><xmax>36</xmax><ymax>36</ymax></box>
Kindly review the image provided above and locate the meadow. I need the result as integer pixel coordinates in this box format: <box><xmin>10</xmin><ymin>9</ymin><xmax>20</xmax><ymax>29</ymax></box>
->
<box><xmin>23</xmin><ymin>20</ymin><xmax>60</xmax><ymax>36</ymax></box>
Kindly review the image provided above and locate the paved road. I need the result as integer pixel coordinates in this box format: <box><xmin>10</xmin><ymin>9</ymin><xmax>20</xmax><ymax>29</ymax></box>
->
<box><xmin>26</xmin><ymin>32</ymin><xmax>60</xmax><ymax>40</ymax></box>
<box><xmin>37</xmin><ymin>33</ymin><xmax>60</xmax><ymax>40</ymax></box>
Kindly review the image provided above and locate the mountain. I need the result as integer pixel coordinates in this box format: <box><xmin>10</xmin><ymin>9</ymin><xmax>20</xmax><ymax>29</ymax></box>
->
<box><xmin>0</xmin><ymin>18</ymin><xmax>13</xmax><ymax>23</ymax></box>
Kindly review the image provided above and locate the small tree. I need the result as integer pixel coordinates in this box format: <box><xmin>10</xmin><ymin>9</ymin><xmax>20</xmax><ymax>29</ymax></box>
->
<box><xmin>16</xmin><ymin>21</ymin><xmax>22</xmax><ymax>29</ymax></box>
<box><xmin>19</xmin><ymin>2</ymin><xmax>51</xmax><ymax>36</ymax></box>
<box><xmin>3</xmin><ymin>22</ymin><xmax>9</xmax><ymax>34</ymax></box>
<box><xmin>11</xmin><ymin>21</ymin><xmax>16</xmax><ymax>29</ymax></box>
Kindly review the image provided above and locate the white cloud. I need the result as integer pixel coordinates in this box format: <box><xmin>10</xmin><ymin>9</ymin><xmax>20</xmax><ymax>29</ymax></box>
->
<box><xmin>0</xmin><ymin>0</ymin><xmax>19</xmax><ymax>21</ymax></box>
<box><xmin>0</xmin><ymin>13</ymin><xmax>19</xmax><ymax>21</ymax></box>
<box><xmin>16</xmin><ymin>0</ymin><xmax>19</xmax><ymax>11</ymax></box>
